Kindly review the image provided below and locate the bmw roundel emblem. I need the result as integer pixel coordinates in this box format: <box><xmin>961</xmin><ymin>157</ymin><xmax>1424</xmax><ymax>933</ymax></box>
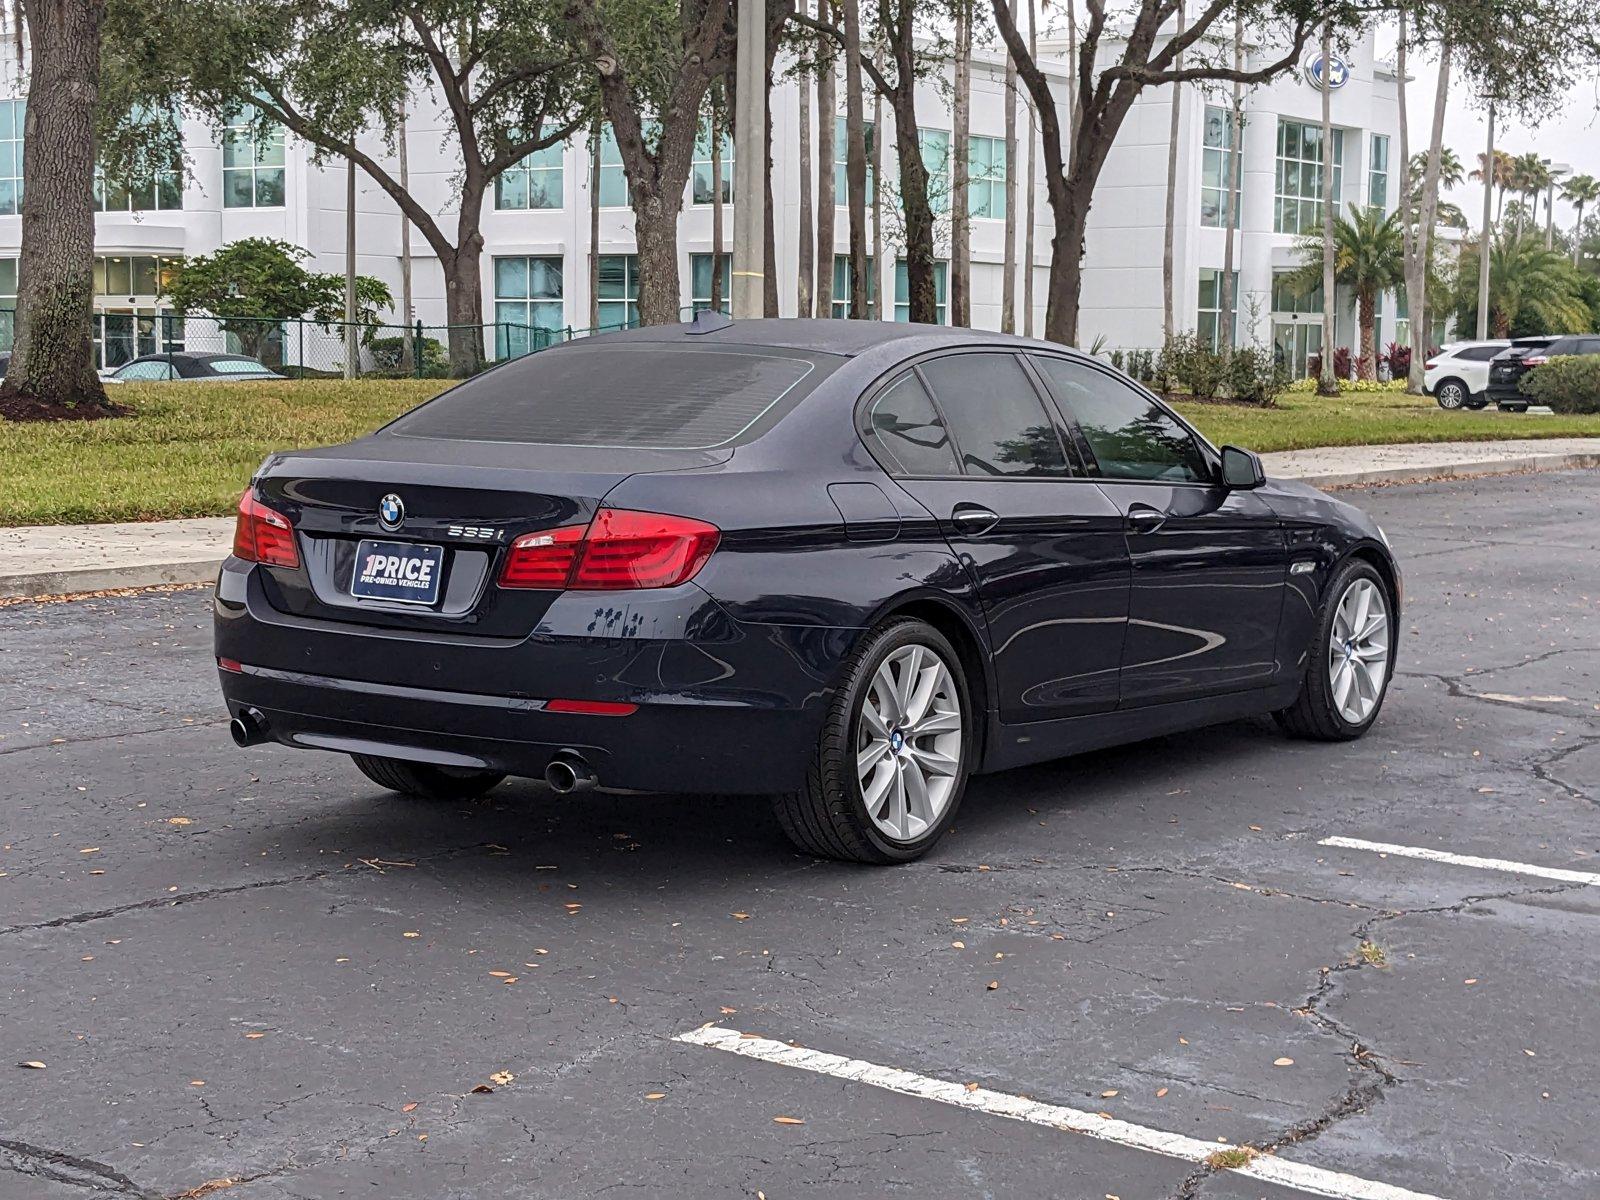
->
<box><xmin>378</xmin><ymin>493</ymin><xmax>404</xmax><ymax>530</ymax></box>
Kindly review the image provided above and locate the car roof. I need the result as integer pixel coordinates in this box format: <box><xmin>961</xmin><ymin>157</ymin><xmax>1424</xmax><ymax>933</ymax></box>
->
<box><xmin>576</xmin><ymin>317</ymin><xmax>1063</xmax><ymax>359</ymax></box>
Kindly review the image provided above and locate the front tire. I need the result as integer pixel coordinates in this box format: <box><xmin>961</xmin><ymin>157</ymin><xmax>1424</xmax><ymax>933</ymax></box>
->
<box><xmin>351</xmin><ymin>754</ymin><xmax>506</xmax><ymax>800</ymax></box>
<box><xmin>1276</xmin><ymin>560</ymin><xmax>1394</xmax><ymax>742</ymax></box>
<box><xmin>1434</xmin><ymin>379</ymin><xmax>1468</xmax><ymax>410</ymax></box>
<box><xmin>772</xmin><ymin>618</ymin><xmax>971</xmax><ymax>864</ymax></box>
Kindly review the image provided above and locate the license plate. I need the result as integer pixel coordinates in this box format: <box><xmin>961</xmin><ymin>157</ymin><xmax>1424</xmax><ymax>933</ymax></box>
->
<box><xmin>351</xmin><ymin>540</ymin><xmax>444</xmax><ymax>605</ymax></box>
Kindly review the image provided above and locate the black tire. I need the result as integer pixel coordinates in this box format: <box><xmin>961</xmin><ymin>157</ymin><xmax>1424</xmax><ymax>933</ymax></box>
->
<box><xmin>772</xmin><ymin>617</ymin><xmax>972</xmax><ymax>864</ymax></box>
<box><xmin>1464</xmin><ymin>400</ymin><xmax>1489</xmax><ymax>410</ymax></box>
<box><xmin>1434</xmin><ymin>379</ymin><xmax>1468</xmax><ymax>410</ymax></box>
<box><xmin>1498</xmin><ymin>402</ymin><xmax>1528</xmax><ymax>413</ymax></box>
<box><xmin>1275</xmin><ymin>559</ymin><xmax>1394</xmax><ymax>742</ymax></box>
<box><xmin>351</xmin><ymin>754</ymin><xmax>506</xmax><ymax>800</ymax></box>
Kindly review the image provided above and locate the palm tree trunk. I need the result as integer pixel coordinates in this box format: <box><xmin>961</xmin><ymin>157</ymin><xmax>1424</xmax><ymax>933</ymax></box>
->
<box><xmin>1575</xmin><ymin>200</ymin><xmax>1587</xmax><ymax>268</ymax></box>
<box><xmin>815</xmin><ymin>0</ymin><xmax>837</xmax><ymax>317</ymax></box>
<box><xmin>1317</xmin><ymin>22</ymin><xmax>1338</xmax><ymax>396</ymax></box>
<box><xmin>870</xmin><ymin>41</ymin><xmax>884</xmax><ymax>320</ymax></box>
<box><xmin>1358</xmin><ymin>287</ymin><xmax>1376</xmax><ymax>380</ymax></box>
<box><xmin>1406</xmin><ymin>38</ymin><xmax>1449</xmax><ymax>393</ymax></box>
<box><xmin>950</xmin><ymin>0</ymin><xmax>972</xmax><ymax>327</ymax></box>
<box><xmin>1022</xmin><ymin>0</ymin><xmax>1037</xmax><ymax>337</ymax></box>
<box><xmin>1161</xmin><ymin>2</ymin><xmax>1183</xmax><ymax>346</ymax></box>
<box><xmin>588</xmin><ymin>116</ymin><xmax>601</xmax><ymax>329</ymax></box>
<box><xmin>797</xmin><ymin>6</ymin><xmax>814</xmax><ymax>318</ymax></box>
<box><xmin>843</xmin><ymin>0</ymin><xmax>869</xmax><ymax>318</ymax></box>
<box><xmin>1001</xmin><ymin>0</ymin><xmax>1018</xmax><ymax>333</ymax></box>
<box><xmin>711</xmin><ymin>101</ymin><xmax>725</xmax><ymax>312</ymax></box>
<box><xmin>1219</xmin><ymin>10</ymin><xmax>1241</xmax><ymax>362</ymax></box>
<box><xmin>2</xmin><ymin>0</ymin><xmax>111</xmax><ymax>413</ymax></box>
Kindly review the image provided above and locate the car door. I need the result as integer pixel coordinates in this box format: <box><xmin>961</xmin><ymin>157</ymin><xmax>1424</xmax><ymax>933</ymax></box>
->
<box><xmin>864</xmin><ymin>351</ymin><xmax>1130</xmax><ymax>723</ymax></box>
<box><xmin>1029</xmin><ymin>354</ymin><xmax>1288</xmax><ymax>706</ymax></box>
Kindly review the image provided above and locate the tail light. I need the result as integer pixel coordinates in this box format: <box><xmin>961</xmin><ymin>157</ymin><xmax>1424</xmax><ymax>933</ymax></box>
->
<box><xmin>232</xmin><ymin>490</ymin><xmax>300</xmax><ymax>568</ymax></box>
<box><xmin>1424</xmin><ymin>359</ymin><xmax>1439</xmax><ymax>370</ymax></box>
<box><xmin>1522</xmin><ymin>355</ymin><xmax>1548</xmax><ymax>367</ymax></box>
<box><xmin>499</xmin><ymin>508</ymin><xmax>719</xmax><ymax>591</ymax></box>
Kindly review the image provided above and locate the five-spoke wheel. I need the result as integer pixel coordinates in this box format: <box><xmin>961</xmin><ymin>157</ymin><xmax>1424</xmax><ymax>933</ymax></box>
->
<box><xmin>1277</xmin><ymin>558</ymin><xmax>1394</xmax><ymax>741</ymax></box>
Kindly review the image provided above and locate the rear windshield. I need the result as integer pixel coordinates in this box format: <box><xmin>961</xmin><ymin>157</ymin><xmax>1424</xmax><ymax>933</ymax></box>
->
<box><xmin>209</xmin><ymin>358</ymin><xmax>273</xmax><ymax>375</ymax></box>
<box><xmin>387</xmin><ymin>342</ymin><xmax>835</xmax><ymax>449</ymax></box>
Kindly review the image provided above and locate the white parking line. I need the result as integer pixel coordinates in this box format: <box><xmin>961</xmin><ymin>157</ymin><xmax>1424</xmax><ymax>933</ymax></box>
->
<box><xmin>674</xmin><ymin>1025</ymin><xmax>1450</xmax><ymax>1200</ymax></box>
<box><xmin>1318</xmin><ymin>837</ymin><xmax>1600</xmax><ymax>887</ymax></box>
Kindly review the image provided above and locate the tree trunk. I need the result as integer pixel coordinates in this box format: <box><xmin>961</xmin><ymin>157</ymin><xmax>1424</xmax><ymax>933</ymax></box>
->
<box><xmin>1161</xmin><ymin>3</ymin><xmax>1183</xmax><ymax>345</ymax></box>
<box><xmin>892</xmin><ymin>86</ymin><xmax>938</xmax><ymax>322</ymax></box>
<box><xmin>589</xmin><ymin>116</ymin><xmax>602</xmax><ymax>329</ymax></box>
<box><xmin>1219</xmin><ymin>12</ymin><xmax>1241</xmax><ymax>361</ymax></box>
<box><xmin>1358</xmin><ymin>287</ymin><xmax>1376</xmax><ymax>380</ymax></box>
<box><xmin>764</xmin><ymin>23</ymin><xmax>782</xmax><ymax>317</ymax></box>
<box><xmin>442</xmin><ymin>240</ymin><xmax>487</xmax><ymax>374</ymax></box>
<box><xmin>397</xmin><ymin>99</ymin><xmax>414</xmax><ymax>373</ymax></box>
<box><xmin>1395</xmin><ymin>8</ymin><xmax>1412</xmax><ymax>389</ymax></box>
<box><xmin>1406</xmin><ymin>39</ymin><xmax>1449</xmax><ymax>392</ymax></box>
<box><xmin>1022</xmin><ymin>0</ymin><xmax>1037</xmax><ymax>337</ymax></box>
<box><xmin>842</xmin><ymin>0</ymin><xmax>868</xmax><ymax>318</ymax></box>
<box><xmin>1317</xmin><ymin>22</ymin><xmax>1338</xmax><ymax>396</ymax></box>
<box><xmin>1001</xmin><ymin>0</ymin><xmax>1018</xmax><ymax>333</ymax></box>
<box><xmin>635</xmin><ymin>194</ymin><xmax>685</xmax><ymax>325</ymax></box>
<box><xmin>815</xmin><ymin>0</ymin><xmax>837</xmax><ymax>317</ymax></box>
<box><xmin>870</xmin><ymin>42</ymin><xmax>883</xmax><ymax>321</ymax></box>
<box><xmin>797</xmin><ymin>9</ymin><xmax>815</xmax><ymax>318</ymax></box>
<box><xmin>2</xmin><ymin>0</ymin><xmax>110</xmax><ymax>413</ymax></box>
<box><xmin>1576</xmin><ymin>201</ymin><xmax>1588</xmax><ymax>268</ymax></box>
<box><xmin>950</xmin><ymin>0</ymin><xmax>972</xmax><ymax>327</ymax></box>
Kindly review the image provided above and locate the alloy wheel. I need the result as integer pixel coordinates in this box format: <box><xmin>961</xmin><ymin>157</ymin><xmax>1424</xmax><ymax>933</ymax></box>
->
<box><xmin>1437</xmin><ymin>382</ymin><xmax>1465</xmax><ymax>409</ymax></box>
<box><xmin>1327</xmin><ymin>578</ymin><xmax>1390</xmax><ymax>725</ymax></box>
<box><xmin>856</xmin><ymin>643</ymin><xmax>963</xmax><ymax>841</ymax></box>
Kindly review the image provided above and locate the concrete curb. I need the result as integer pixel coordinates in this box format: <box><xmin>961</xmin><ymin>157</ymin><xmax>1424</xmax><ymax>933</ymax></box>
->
<box><xmin>1</xmin><ymin>449</ymin><xmax>1597</xmax><ymax>601</ymax></box>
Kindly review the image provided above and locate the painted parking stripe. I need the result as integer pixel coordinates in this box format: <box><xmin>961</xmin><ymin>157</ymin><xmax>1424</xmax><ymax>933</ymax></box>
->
<box><xmin>674</xmin><ymin>1025</ymin><xmax>1449</xmax><ymax>1200</ymax></box>
<box><xmin>1318</xmin><ymin>837</ymin><xmax>1600</xmax><ymax>887</ymax></box>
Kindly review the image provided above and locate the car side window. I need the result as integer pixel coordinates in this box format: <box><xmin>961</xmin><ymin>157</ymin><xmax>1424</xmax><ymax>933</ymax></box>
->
<box><xmin>917</xmin><ymin>352</ymin><xmax>1070</xmax><ymax>477</ymax></box>
<box><xmin>1030</xmin><ymin>355</ymin><xmax>1212</xmax><ymax>484</ymax></box>
<box><xmin>865</xmin><ymin>371</ymin><xmax>961</xmax><ymax>476</ymax></box>
<box><xmin>1459</xmin><ymin>346</ymin><xmax>1499</xmax><ymax>361</ymax></box>
<box><xmin>116</xmin><ymin>360</ymin><xmax>172</xmax><ymax>381</ymax></box>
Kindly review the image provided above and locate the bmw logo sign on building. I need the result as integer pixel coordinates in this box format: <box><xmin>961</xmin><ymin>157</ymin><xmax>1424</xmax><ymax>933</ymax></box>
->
<box><xmin>379</xmin><ymin>493</ymin><xmax>404</xmax><ymax>529</ymax></box>
<box><xmin>1302</xmin><ymin>51</ymin><xmax>1350</xmax><ymax>90</ymax></box>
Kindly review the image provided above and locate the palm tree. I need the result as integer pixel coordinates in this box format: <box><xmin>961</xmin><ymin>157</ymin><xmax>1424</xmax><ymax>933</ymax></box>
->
<box><xmin>1409</xmin><ymin>147</ymin><xmax>1463</xmax><ymax>191</ymax></box>
<box><xmin>1509</xmin><ymin>152</ymin><xmax>1550</xmax><ymax>236</ymax></box>
<box><xmin>1454</xmin><ymin>230</ymin><xmax>1591</xmax><ymax>338</ymax></box>
<box><xmin>1560</xmin><ymin>174</ymin><xmax>1600</xmax><ymax>267</ymax></box>
<box><xmin>1290</xmin><ymin>205</ymin><xmax>1406</xmax><ymax>381</ymax></box>
<box><xmin>1471</xmin><ymin>148</ymin><xmax>1515</xmax><ymax>223</ymax></box>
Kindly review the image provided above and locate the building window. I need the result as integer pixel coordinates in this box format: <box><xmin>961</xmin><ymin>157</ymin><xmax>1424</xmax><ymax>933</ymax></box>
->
<box><xmin>1368</xmin><ymin>133</ymin><xmax>1389</xmax><ymax>213</ymax></box>
<box><xmin>496</xmin><ymin>133</ymin><xmax>564</xmax><ymax>210</ymax></box>
<box><xmin>1197</xmin><ymin>269</ymin><xmax>1239</xmax><ymax>348</ymax></box>
<box><xmin>595</xmin><ymin>126</ymin><xmax>631</xmax><ymax>208</ymax></box>
<box><xmin>1271</xmin><ymin>269</ymin><xmax>1324</xmax><ymax>377</ymax></box>
<box><xmin>690</xmin><ymin>253</ymin><xmax>730</xmax><ymax>313</ymax></box>
<box><xmin>95</xmin><ymin>160</ymin><xmax>184</xmax><ymax>213</ymax></box>
<box><xmin>968</xmin><ymin>135</ymin><xmax>1006</xmax><ymax>220</ymax></box>
<box><xmin>1393</xmin><ymin>287</ymin><xmax>1409</xmax><ymax>348</ymax></box>
<box><xmin>493</xmin><ymin>255</ymin><xmax>564</xmax><ymax>358</ymax></box>
<box><xmin>894</xmin><ymin>260</ymin><xmax>947</xmax><ymax>323</ymax></box>
<box><xmin>691</xmin><ymin>120</ymin><xmax>733</xmax><ymax>206</ymax></box>
<box><xmin>832</xmin><ymin>254</ymin><xmax>877</xmax><ymax>319</ymax></box>
<box><xmin>1271</xmin><ymin>270</ymin><xmax>1323</xmax><ymax>316</ymax></box>
<box><xmin>0</xmin><ymin>99</ymin><xmax>23</xmax><ymax>215</ymax></box>
<box><xmin>93</xmin><ymin>255</ymin><xmax>183</xmax><ymax>298</ymax></box>
<box><xmin>1201</xmin><ymin>105</ymin><xmax>1240</xmax><ymax>228</ymax></box>
<box><xmin>833</xmin><ymin>117</ymin><xmax>876</xmax><ymax>206</ymax></box>
<box><xmin>920</xmin><ymin>129</ymin><xmax>950</xmax><ymax>213</ymax></box>
<box><xmin>1274</xmin><ymin>118</ymin><xmax>1344</xmax><ymax>235</ymax></box>
<box><xmin>222</xmin><ymin>107</ymin><xmax>286</xmax><ymax>208</ymax></box>
<box><xmin>597</xmin><ymin>254</ymin><xmax>640</xmax><ymax>330</ymax></box>
<box><xmin>0</xmin><ymin>256</ymin><xmax>15</xmax><ymax>350</ymax></box>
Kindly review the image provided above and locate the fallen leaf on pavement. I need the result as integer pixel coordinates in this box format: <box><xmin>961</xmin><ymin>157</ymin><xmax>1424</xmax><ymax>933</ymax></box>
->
<box><xmin>402</xmin><ymin>932</ymin><xmax>420</xmax><ymax>939</ymax></box>
<box><xmin>490</xmin><ymin>1071</ymin><xmax>514</xmax><ymax>1085</ymax></box>
<box><xmin>951</xmin><ymin>940</ymin><xmax>965</xmax><ymax>949</ymax></box>
<box><xmin>772</xmin><ymin>1116</ymin><xmax>804</xmax><ymax>1125</ymax></box>
<box><xmin>719</xmin><ymin>1006</ymin><xmax>738</xmax><ymax>1015</ymax></box>
<box><xmin>401</xmin><ymin>1103</ymin><xmax>419</xmax><ymax>1113</ymax></box>
<box><xmin>1101</xmin><ymin>1089</ymin><xmax>1119</xmax><ymax>1098</ymax></box>
<box><xmin>167</xmin><ymin>817</ymin><xmax>193</xmax><ymax>826</ymax></box>
<box><xmin>1155</xmin><ymin>1087</ymin><xmax>1168</xmax><ymax>1098</ymax></box>
<box><xmin>243</xmin><ymin>1032</ymin><xmax>266</xmax><ymax>1040</ymax></box>
<box><xmin>1274</xmin><ymin>1057</ymin><xmax>1294</xmax><ymax>1067</ymax></box>
<box><xmin>645</xmin><ymin>1092</ymin><xmax>666</xmax><ymax>1101</ymax></box>
<box><xmin>986</xmin><ymin>981</ymin><xmax>999</xmax><ymax>990</ymax></box>
<box><xmin>18</xmin><ymin>1061</ymin><xmax>46</xmax><ymax>1070</ymax></box>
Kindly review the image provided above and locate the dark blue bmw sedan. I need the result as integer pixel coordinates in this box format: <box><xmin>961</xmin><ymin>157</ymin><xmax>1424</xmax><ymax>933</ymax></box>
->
<box><xmin>216</xmin><ymin>316</ymin><xmax>1400</xmax><ymax>863</ymax></box>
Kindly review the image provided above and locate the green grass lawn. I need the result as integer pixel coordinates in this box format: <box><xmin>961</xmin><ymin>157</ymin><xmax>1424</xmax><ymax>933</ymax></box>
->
<box><xmin>3</xmin><ymin>378</ymin><xmax>1599</xmax><ymax>526</ymax></box>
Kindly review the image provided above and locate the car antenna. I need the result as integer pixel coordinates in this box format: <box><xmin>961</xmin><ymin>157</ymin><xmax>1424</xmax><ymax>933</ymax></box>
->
<box><xmin>685</xmin><ymin>310</ymin><xmax>734</xmax><ymax>335</ymax></box>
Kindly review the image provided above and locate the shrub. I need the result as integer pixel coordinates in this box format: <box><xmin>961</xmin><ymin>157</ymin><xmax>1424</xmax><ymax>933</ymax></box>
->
<box><xmin>1520</xmin><ymin>355</ymin><xmax>1600</xmax><ymax>413</ymax></box>
<box><xmin>368</xmin><ymin>334</ymin><xmax>448</xmax><ymax>377</ymax></box>
<box><xmin>1385</xmin><ymin>341</ymin><xmax>1411</xmax><ymax>378</ymax></box>
<box><xmin>1110</xmin><ymin>349</ymin><xmax>1125</xmax><ymax>372</ymax></box>
<box><xmin>1156</xmin><ymin>332</ymin><xmax>1225</xmax><ymax>400</ymax></box>
<box><xmin>1222</xmin><ymin>345</ymin><xmax>1284</xmax><ymax>407</ymax></box>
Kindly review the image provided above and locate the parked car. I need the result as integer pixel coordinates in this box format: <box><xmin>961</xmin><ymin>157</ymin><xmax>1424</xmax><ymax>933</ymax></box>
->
<box><xmin>102</xmin><ymin>352</ymin><xmax>284</xmax><ymax>383</ymax></box>
<box><xmin>1424</xmin><ymin>340</ymin><xmax>1510</xmax><ymax>410</ymax></box>
<box><xmin>216</xmin><ymin>317</ymin><xmax>1401</xmax><ymax>864</ymax></box>
<box><xmin>1484</xmin><ymin>336</ymin><xmax>1593</xmax><ymax>411</ymax></box>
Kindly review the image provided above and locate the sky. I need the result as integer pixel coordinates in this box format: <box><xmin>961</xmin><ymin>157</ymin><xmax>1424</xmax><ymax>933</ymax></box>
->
<box><xmin>1375</xmin><ymin>28</ymin><xmax>1600</xmax><ymax>227</ymax></box>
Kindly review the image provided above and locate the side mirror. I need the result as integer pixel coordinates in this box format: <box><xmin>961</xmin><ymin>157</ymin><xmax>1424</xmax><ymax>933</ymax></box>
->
<box><xmin>1220</xmin><ymin>445</ymin><xmax>1266</xmax><ymax>489</ymax></box>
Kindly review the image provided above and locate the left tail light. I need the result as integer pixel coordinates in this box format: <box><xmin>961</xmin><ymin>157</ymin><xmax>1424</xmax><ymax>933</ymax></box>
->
<box><xmin>1521</xmin><ymin>355</ymin><xmax>1548</xmax><ymax>367</ymax></box>
<box><xmin>499</xmin><ymin>508</ymin><xmax>719</xmax><ymax>591</ymax></box>
<box><xmin>232</xmin><ymin>489</ymin><xmax>300</xmax><ymax>569</ymax></box>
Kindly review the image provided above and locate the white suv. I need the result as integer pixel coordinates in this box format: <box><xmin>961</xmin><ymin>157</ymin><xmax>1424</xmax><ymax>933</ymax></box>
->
<box><xmin>1424</xmin><ymin>341</ymin><xmax>1511</xmax><ymax>409</ymax></box>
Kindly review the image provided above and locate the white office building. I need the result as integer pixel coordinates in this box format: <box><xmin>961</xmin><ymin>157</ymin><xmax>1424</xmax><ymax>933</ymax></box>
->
<box><xmin>0</xmin><ymin>26</ymin><xmax>1404</xmax><ymax>373</ymax></box>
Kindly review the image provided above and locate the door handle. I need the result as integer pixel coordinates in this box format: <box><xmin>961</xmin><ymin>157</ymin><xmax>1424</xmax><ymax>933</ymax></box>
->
<box><xmin>950</xmin><ymin>504</ymin><xmax>1001</xmax><ymax>535</ymax></box>
<box><xmin>1126</xmin><ymin>504</ymin><xmax>1167</xmax><ymax>532</ymax></box>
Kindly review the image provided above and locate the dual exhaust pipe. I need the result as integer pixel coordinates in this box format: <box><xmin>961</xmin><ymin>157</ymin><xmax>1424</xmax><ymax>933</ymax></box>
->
<box><xmin>231</xmin><ymin>705</ymin><xmax>596</xmax><ymax>794</ymax></box>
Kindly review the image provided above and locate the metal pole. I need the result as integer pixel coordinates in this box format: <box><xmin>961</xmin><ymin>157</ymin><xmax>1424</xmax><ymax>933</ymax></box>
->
<box><xmin>1475</xmin><ymin>103</ymin><xmax>1494</xmax><ymax>340</ymax></box>
<box><xmin>397</xmin><ymin>101</ymin><xmax>415</xmax><ymax>374</ymax></box>
<box><xmin>344</xmin><ymin>156</ymin><xmax>358</xmax><ymax>379</ymax></box>
<box><xmin>414</xmin><ymin>319</ymin><xmax>424</xmax><ymax>378</ymax></box>
<box><xmin>731</xmin><ymin>0</ymin><xmax>766</xmax><ymax>318</ymax></box>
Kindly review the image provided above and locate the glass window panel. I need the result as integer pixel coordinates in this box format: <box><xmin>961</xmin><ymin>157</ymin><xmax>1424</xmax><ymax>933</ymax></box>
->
<box><xmin>255</xmin><ymin>131</ymin><xmax>286</xmax><ymax>167</ymax></box>
<box><xmin>0</xmin><ymin>257</ymin><xmax>18</xmax><ymax>295</ymax></box>
<box><xmin>132</xmin><ymin>256</ymin><xmax>158</xmax><ymax>295</ymax></box>
<box><xmin>1032</xmin><ymin>357</ymin><xmax>1209</xmax><ymax>483</ymax></box>
<box><xmin>105</xmin><ymin>257</ymin><xmax>133</xmax><ymax>295</ymax></box>
<box><xmin>254</xmin><ymin>168</ymin><xmax>285</xmax><ymax>207</ymax></box>
<box><xmin>497</xmin><ymin>170</ymin><xmax>529</xmax><ymax>209</ymax></box>
<box><xmin>921</xmin><ymin>353</ymin><xmax>1067</xmax><ymax>477</ymax></box>
<box><xmin>867</xmin><ymin>372</ymin><xmax>960</xmax><ymax>475</ymax></box>
<box><xmin>495</xmin><ymin>256</ymin><xmax>529</xmax><ymax>300</ymax></box>
<box><xmin>528</xmin><ymin>169</ymin><xmax>561</xmax><ymax>209</ymax></box>
<box><xmin>222</xmin><ymin>169</ymin><xmax>253</xmax><ymax>208</ymax></box>
<box><xmin>0</xmin><ymin>179</ymin><xmax>14</xmax><ymax>215</ymax></box>
<box><xmin>598</xmin><ymin>254</ymin><xmax>630</xmax><ymax>299</ymax></box>
<box><xmin>528</xmin><ymin>256</ymin><xmax>563</xmax><ymax>300</ymax></box>
<box><xmin>157</xmin><ymin>171</ymin><xmax>183</xmax><ymax>210</ymax></box>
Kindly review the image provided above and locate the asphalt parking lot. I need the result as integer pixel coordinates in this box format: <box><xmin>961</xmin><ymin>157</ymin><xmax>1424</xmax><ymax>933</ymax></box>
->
<box><xmin>2</xmin><ymin>469</ymin><xmax>1597</xmax><ymax>1200</ymax></box>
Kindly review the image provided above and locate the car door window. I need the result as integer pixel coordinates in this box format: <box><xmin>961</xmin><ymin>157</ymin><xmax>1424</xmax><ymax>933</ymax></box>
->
<box><xmin>1459</xmin><ymin>346</ymin><xmax>1499</xmax><ymax>361</ymax></box>
<box><xmin>864</xmin><ymin>371</ymin><xmax>961</xmax><ymax>476</ymax></box>
<box><xmin>115</xmin><ymin>360</ymin><xmax>173</xmax><ymax>381</ymax></box>
<box><xmin>1030</xmin><ymin>355</ymin><xmax>1211</xmax><ymax>483</ymax></box>
<box><xmin>917</xmin><ymin>352</ymin><xmax>1070</xmax><ymax>477</ymax></box>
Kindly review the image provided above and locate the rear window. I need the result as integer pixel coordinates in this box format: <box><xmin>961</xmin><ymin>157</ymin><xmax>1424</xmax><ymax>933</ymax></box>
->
<box><xmin>387</xmin><ymin>342</ymin><xmax>833</xmax><ymax>448</ymax></box>
<box><xmin>209</xmin><ymin>358</ymin><xmax>273</xmax><ymax>375</ymax></box>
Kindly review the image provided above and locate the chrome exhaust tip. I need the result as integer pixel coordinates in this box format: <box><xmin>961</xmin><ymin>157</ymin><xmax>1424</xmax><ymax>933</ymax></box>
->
<box><xmin>544</xmin><ymin>755</ymin><xmax>597</xmax><ymax>794</ymax></box>
<box><xmin>229</xmin><ymin>708</ymin><xmax>269</xmax><ymax>748</ymax></box>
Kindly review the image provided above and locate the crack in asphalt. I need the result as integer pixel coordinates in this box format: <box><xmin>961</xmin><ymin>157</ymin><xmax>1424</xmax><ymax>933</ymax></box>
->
<box><xmin>0</xmin><ymin>717</ymin><xmax>230</xmax><ymax>757</ymax></box>
<box><xmin>0</xmin><ymin>1138</ymin><xmax>163</xmax><ymax>1198</ymax></box>
<box><xmin>0</xmin><ymin>871</ymin><xmax>338</xmax><ymax>938</ymax></box>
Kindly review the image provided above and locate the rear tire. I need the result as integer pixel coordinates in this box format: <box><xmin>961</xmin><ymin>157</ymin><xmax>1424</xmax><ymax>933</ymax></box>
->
<box><xmin>772</xmin><ymin>618</ymin><xmax>972</xmax><ymax>864</ymax></box>
<box><xmin>1275</xmin><ymin>559</ymin><xmax>1394</xmax><ymax>742</ymax></box>
<box><xmin>351</xmin><ymin>754</ymin><xmax>506</xmax><ymax>800</ymax></box>
<box><xmin>1434</xmin><ymin>379</ymin><xmax>1468</xmax><ymax>410</ymax></box>
<box><xmin>1498</xmin><ymin>402</ymin><xmax>1528</xmax><ymax>413</ymax></box>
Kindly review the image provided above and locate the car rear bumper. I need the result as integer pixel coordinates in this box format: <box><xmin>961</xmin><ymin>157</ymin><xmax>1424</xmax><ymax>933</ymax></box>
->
<box><xmin>214</xmin><ymin>559</ymin><xmax>853</xmax><ymax>793</ymax></box>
